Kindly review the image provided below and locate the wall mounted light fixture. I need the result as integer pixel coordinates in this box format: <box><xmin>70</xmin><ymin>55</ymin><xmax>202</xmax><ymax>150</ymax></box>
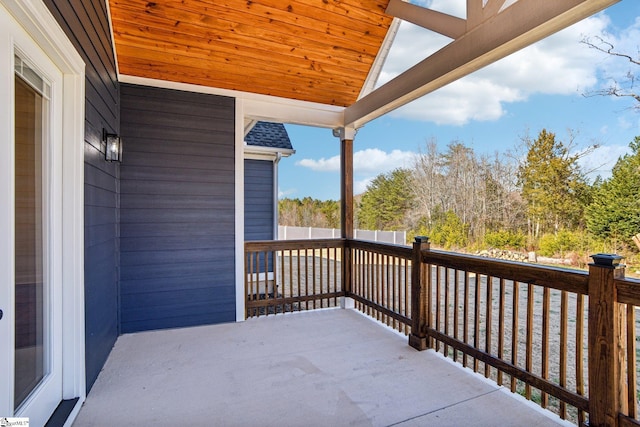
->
<box><xmin>104</xmin><ymin>129</ymin><xmax>123</xmax><ymax>162</ymax></box>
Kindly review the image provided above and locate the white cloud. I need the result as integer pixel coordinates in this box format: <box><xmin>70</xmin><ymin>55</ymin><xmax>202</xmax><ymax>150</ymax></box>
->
<box><xmin>297</xmin><ymin>156</ymin><xmax>340</xmax><ymax>172</ymax></box>
<box><xmin>296</xmin><ymin>148</ymin><xmax>415</xmax><ymax>174</ymax></box>
<box><xmin>378</xmin><ymin>6</ymin><xmax>615</xmax><ymax>125</ymax></box>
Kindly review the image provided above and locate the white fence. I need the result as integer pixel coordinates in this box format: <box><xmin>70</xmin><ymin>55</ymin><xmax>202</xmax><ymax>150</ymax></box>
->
<box><xmin>278</xmin><ymin>226</ymin><xmax>407</xmax><ymax>246</ymax></box>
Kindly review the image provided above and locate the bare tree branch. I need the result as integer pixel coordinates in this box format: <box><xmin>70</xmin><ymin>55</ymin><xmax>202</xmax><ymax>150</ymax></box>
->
<box><xmin>581</xmin><ymin>36</ymin><xmax>640</xmax><ymax>66</ymax></box>
<box><xmin>581</xmin><ymin>36</ymin><xmax>640</xmax><ymax>110</ymax></box>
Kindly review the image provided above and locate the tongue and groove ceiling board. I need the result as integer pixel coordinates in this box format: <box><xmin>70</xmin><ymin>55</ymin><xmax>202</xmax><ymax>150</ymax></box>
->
<box><xmin>108</xmin><ymin>0</ymin><xmax>393</xmax><ymax>107</ymax></box>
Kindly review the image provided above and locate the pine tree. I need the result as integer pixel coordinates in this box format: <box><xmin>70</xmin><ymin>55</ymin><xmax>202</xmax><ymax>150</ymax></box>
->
<box><xmin>517</xmin><ymin>129</ymin><xmax>590</xmax><ymax>238</ymax></box>
<box><xmin>357</xmin><ymin>168</ymin><xmax>413</xmax><ymax>231</ymax></box>
<box><xmin>586</xmin><ymin>137</ymin><xmax>640</xmax><ymax>242</ymax></box>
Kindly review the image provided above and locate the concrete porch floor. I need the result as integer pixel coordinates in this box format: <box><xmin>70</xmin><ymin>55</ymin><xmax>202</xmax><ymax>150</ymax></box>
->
<box><xmin>74</xmin><ymin>309</ymin><xmax>570</xmax><ymax>427</ymax></box>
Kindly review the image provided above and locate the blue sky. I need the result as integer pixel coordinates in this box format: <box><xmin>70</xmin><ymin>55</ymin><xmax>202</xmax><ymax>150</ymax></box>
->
<box><xmin>279</xmin><ymin>0</ymin><xmax>640</xmax><ymax>201</ymax></box>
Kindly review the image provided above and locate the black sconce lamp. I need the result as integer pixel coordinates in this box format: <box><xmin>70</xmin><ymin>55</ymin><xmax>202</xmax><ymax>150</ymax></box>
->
<box><xmin>103</xmin><ymin>129</ymin><xmax>123</xmax><ymax>162</ymax></box>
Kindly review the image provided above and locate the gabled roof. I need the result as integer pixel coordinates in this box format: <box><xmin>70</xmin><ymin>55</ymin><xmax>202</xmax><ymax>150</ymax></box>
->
<box><xmin>109</xmin><ymin>0</ymin><xmax>621</xmax><ymax>129</ymax></box>
<box><xmin>245</xmin><ymin>122</ymin><xmax>293</xmax><ymax>151</ymax></box>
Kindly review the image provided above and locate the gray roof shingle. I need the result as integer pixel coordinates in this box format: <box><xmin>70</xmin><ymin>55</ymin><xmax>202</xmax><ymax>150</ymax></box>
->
<box><xmin>245</xmin><ymin>122</ymin><xmax>293</xmax><ymax>150</ymax></box>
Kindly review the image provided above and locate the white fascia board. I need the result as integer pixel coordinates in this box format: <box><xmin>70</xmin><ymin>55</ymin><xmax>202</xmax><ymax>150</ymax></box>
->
<box><xmin>104</xmin><ymin>0</ymin><xmax>119</xmax><ymax>76</ymax></box>
<box><xmin>345</xmin><ymin>0</ymin><xmax>621</xmax><ymax>129</ymax></box>
<box><xmin>119</xmin><ymin>75</ymin><xmax>345</xmax><ymax>129</ymax></box>
<box><xmin>244</xmin><ymin>145</ymin><xmax>295</xmax><ymax>160</ymax></box>
<box><xmin>358</xmin><ymin>17</ymin><xmax>402</xmax><ymax>99</ymax></box>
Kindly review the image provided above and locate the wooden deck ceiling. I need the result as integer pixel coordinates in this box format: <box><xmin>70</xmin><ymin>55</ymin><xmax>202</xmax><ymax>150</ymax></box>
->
<box><xmin>108</xmin><ymin>0</ymin><xmax>393</xmax><ymax>107</ymax></box>
<box><xmin>109</xmin><ymin>0</ymin><xmax>621</xmax><ymax>128</ymax></box>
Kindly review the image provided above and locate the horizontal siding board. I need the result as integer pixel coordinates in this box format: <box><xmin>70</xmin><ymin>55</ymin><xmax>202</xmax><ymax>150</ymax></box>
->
<box><xmin>120</xmin><ymin>126</ymin><xmax>234</xmax><ymax>149</ymax></box>
<box><xmin>120</xmin><ymin>222</ymin><xmax>234</xmax><ymax>238</ymax></box>
<box><xmin>120</xmin><ymin>194</ymin><xmax>226</xmax><ymax>210</ymax></box>
<box><xmin>120</xmin><ymin>180</ymin><xmax>232</xmax><ymax>197</ymax></box>
<box><xmin>121</xmin><ymin>296</ymin><xmax>236</xmax><ymax>323</ymax></box>
<box><xmin>120</xmin><ymin>310</ymin><xmax>235</xmax><ymax>334</ymax></box>
<box><xmin>120</xmin><ymin>84</ymin><xmax>236</xmax><ymax>333</ymax></box>
<box><xmin>85</xmin><ymin>205</ymin><xmax>118</xmax><ymax>228</ymax></box>
<box><xmin>121</xmin><ymin>235</ymin><xmax>231</xmax><ymax>252</ymax></box>
<box><xmin>118</xmin><ymin>165</ymin><xmax>234</xmax><ymax>182</ymax></box>
<box><xmin>122</xmin><ymin>274</ymin><xmax>233</xmax><ymax>296</ymax></box>
<box><xmin>121</xmin><ymin>261</ymin><xmax>231</xmax><ymax>281</ymax></box>
<box><xmin>121</xmin><ymin>98</ymin><xmax>234</xmax><ymax>120</ymax></box>
<box><xmin>85</xmin><ymin>184</ymin><xmax>117</xmax><ymax>208</ymax></box>
<box><xmin>85</xmin><ymin>223</ymin><xmax>118</xmax><ymax>249</ymax></box>
<box><xmin>125</xmin><ymin>137</ymin><xmax>234</xmax><ymax>157</ymax></box>
<box><xmin>122</xmin><ymin>151</ymin><xmax>231</xmax><ymax>170</ymax></box>
<box><xmin>120</xmin><ymin>208</ymin><xmax>234</xmax><ymax>224</ymax></box>
<box><xmin>120</xmin><ymin>249</ymin><xmax>234</xmax><ymax>267</ymax></box>
<box><xmin>121</xmin><ymin>83</ymin><xmax>234</xmax><ymax>109</ymax></box>
<box><xmin>84</xmin><ymin>162</ymin><xmax>117</xmax><ymax>192</ymax></box>
<box><xmin>121</xmin><ymin>110</ymin><xmax>234</xmax><ymax>133</ymax></box>
<box><xmin>120</xmin><ymin>285</ymin><xmax>235</xmax><ymax>310</ymax></box>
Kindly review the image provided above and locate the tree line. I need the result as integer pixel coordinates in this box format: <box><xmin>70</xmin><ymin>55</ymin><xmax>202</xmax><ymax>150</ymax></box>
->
<box><xmin>280</xmin><ymin>130</ymin><xmax>640</xmax><ymax>260</ymax></box>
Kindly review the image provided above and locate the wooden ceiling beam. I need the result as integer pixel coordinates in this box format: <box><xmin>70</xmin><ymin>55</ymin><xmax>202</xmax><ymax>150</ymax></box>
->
<box><xmin>483</xmin><ymin>0</ymin><xmax>508</xmax><ymax>17</ymax></box>
<box><xmin>467</xmin><ymin>0</ymin><xmax>484</xmax><ymax>29</ymax></box>
<box><xmin>345</xmin><ymin>0</ymin><xmax>621</xmax><ymax>129</ymax></box>
<box><xmin>385</xmin><ymin>0</ymin><xmax>465</xmax><ymax>39</ymax></box>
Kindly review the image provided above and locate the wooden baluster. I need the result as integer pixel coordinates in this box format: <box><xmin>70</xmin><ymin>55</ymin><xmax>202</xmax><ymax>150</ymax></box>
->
<box><xmin>510</xmin><ymin>281</ymin><xmax>519</xmax><ymax>393</ymax></box>
<box><xmin>485</xmin><ymin>275</ymin><xmax>493</xmax><ymax>378</ymax></box>
<box><xmin>474</xmin><ymin>273</ymin><xmax>481</xmax><ymax>373</ymax></box>
<box><xmin>436</xmin><ymin>265</ymin><xmax>441</xmax><ymax>353</ymax></box>
<box><xmin>576</xmin><ymin>293</ymin><xmax>585</xmax><ymax>426</ymax></box>
<box><xmin>626</xmin><ymin>304</ymin><xmax>637</xmax><ymax>419</ymax></box>
<box><xmin>463</xmin><ymin>271</ymin><xmax>470</xmax><ymax>368</ymax></box>
<box><xmin>454</xmin><ymin>269</ymin><xmax>460</xmax><ymax>363</ymax></box>
<box><xmin>525</xmin><ymin>283</ymin><xmax>534</xmax><ymax>400</ymax></box>
<box><xmin>541</xmin><ymin>287</ymin><xmax>550</xmax><ymax>408</ymax></box>
<box><xmin>497</xmin><ymin>278</ymin><xmax>505</xmax><ymax>386</ymax></box>
<box><xmin>559</xmin><ymin>290</ymin><xmax>568</xmax><ymax>419</ymax></box>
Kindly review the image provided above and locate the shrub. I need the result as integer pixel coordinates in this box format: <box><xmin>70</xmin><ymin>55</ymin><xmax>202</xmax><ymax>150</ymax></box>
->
<box><xmin>538</xmin><ymin>230</ymin><xmax>583</xmax><ymax>257</ymax></box>
<box><xmin>484</xmin><ymin>230</ymin><xmax>526</xmax><ymax>250</ymax></box>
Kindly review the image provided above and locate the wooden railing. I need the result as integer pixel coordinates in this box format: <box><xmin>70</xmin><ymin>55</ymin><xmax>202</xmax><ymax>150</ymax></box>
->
<box><xmin>244</xmin><ymin>238</ymin><xmax>640</xmax><ymax>427</ymax></box>
<box><xmin>348</xmin><ymin>240</ymin><xmax>413</xmax><ymax>334</ymax></box>
<box><xmin>244</xmin><ymin>239</ymin><xmax>344</xmax><ymax>317</ymax></box>
<box><xmin>411</xmin><ymin>242</ymin><xmax>590</xmax><ymax>423</ymax></box>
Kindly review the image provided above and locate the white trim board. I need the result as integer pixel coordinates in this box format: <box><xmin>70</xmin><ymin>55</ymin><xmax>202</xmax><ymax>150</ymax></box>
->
<box><xmin>119</xmin><ymin>74</ymin><xmax>345</xmax><ymax>129</ymax></box>
<box><xmin>0</xmin><ymin>0</ymin><xmax>86</xmax><ymax>422</ymax></box>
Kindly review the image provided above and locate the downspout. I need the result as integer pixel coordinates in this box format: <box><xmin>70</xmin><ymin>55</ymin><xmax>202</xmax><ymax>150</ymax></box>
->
<box><xmin>274</xmin><ymin>152</ymin><xmax>282</xmax><ymax>240</ymax></box>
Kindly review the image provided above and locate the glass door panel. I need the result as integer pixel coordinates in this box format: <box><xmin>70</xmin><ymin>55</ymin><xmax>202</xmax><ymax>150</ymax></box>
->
<box><xmin>14</xmin><ymin>72</ymin><xmax>47</xmax><ymax>409</ymax></box>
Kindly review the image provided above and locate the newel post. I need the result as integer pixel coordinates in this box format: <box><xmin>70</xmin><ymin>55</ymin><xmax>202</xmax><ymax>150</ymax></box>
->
<box><xmin>409</xmin><ymin>236</ymin><xmax>430</xmax><ymax>351</ymax></box>
<box><xmin>588</xmin><ymin>253</ymin><xmax>627</xmax><ymax>427</ymax></box>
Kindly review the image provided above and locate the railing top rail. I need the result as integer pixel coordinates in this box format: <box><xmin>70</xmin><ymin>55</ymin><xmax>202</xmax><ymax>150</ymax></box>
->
<box><xmin>245</xmin><ymin>238</ymin><xmax>345</xmax><ymax>251</ymax></box>
<box><xmin>348</xmin><ymin>239</ymin><xmax>413</xmax><ymax>259</ymax></box>
<box><xmin>422</xmin><ymin>249</ymin><xmax>589</xmax><ymax>295</ymax></box>
<box><xmin>615</xmin><ymin>276</ymin><xmax>640</xmax><ymax>306</ymax></box>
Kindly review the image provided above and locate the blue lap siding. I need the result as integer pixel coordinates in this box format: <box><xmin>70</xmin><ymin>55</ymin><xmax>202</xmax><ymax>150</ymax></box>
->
<box><xmin>244</xmin><ymin>159</ymin><xmax>275</xmax><ymax>241</ymax></box>
<box><xmin>119</xmin><ymin>84</ymin><xmax>236</xmax><ymax>333</ymax></box>
<box><xmin>44</xmin><ymin>0</ymin><xmax>120</xmax><ymax>392</ymax></box>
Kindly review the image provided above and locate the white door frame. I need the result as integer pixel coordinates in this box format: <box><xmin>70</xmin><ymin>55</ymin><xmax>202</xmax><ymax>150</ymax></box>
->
<box><xmin>0</xmin><ymin>0</ymin><xmax>85</xmax><ymax>423</ymax></box>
